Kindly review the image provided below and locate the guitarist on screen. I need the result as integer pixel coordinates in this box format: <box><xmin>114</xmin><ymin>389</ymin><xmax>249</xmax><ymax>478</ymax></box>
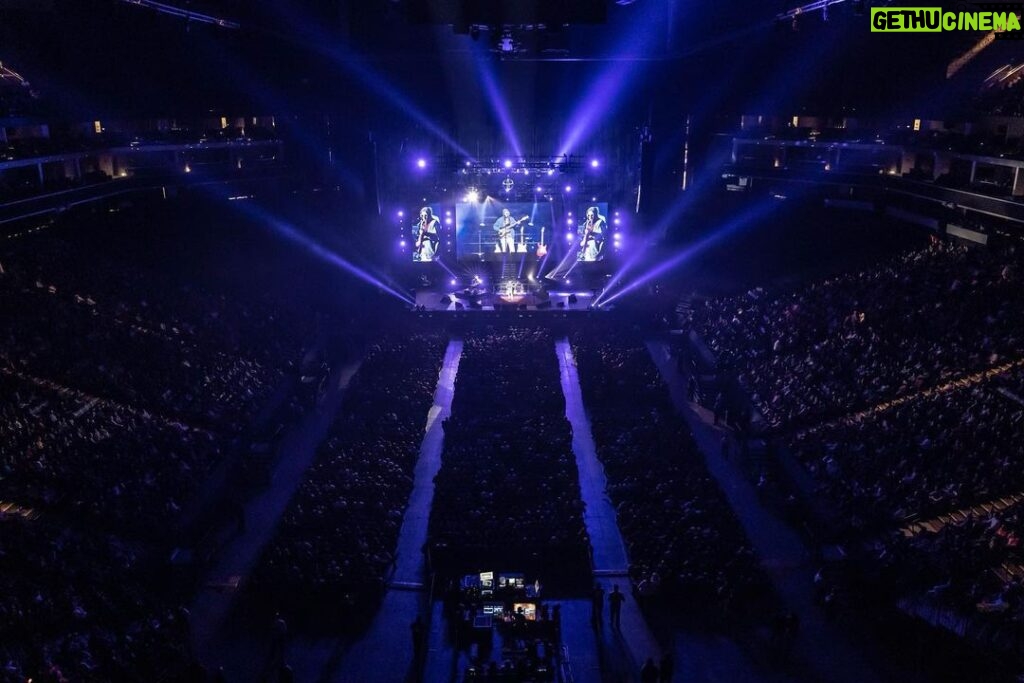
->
<box><xmin>493</xmin><ymin>208</ymin><xmax>529</xmax><ymax>254</ymax></box>
<box><xmin>415</xmin><ymin>206</ymin><xmax>440</xmax><ymax>262</ymax></box>
<box><xmin>577</xmin><ymin>206</ymin><xmax>607</xmax><ymax>262</ymax></box>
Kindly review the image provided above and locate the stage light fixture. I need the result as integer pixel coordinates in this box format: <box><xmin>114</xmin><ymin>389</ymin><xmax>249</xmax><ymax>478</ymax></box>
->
<box><xmin>504</xmin><ymin>159</ymin><xmax>513</xmax><ymax>169</ymax></box>
<box><xmin>565</xmin><ymin>185</ymin><xmax>572</xmax><ymax>193</ymax></box>
<box><xmin>417</xmin><ymin>158</ymin><xmax>426</xmax><ymax>169</ymax></box>
<box><xmin>590</xmin><ymin>159</ymin><xmax>600</xmax><ymax>168</ymax></box>
<box><xmin>398</xmin><ymin>210</ymin><xmax>404</xmax><ymax>217</ymax></box>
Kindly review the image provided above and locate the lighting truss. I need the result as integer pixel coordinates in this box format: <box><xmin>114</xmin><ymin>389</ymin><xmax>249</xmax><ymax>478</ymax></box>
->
<box><xmin>117</xmin><ymin>0</ymin><xmax>240</xmax><ymax>29</ymax></box>
<box><xmin>445</xmin><ymin>156</ymin><xmax>587</xmax><ymax>174</ymax></box>
<box><xmin>776</xmin><ymin>0</ymin><xmax>848</xmax><ymax>22</ymax></box>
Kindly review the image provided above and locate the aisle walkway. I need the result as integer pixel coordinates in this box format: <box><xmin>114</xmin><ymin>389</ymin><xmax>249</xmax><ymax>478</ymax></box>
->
<box><xmin>647</xmin><ymin>340</ymin><xmax>882</xmax><ymax>683</ymax></box>
<box><xmin>556</xmin><ymin>339</ymin><xmax>660</xmax><ymax>681</ymax></box>
<box><xmin>328</xmin><ymin>339</ymin><xmax>463</xmax><ymax>683</ymax></box>
<box><xmin>189</xmin><ymin>359</ymin><xmax>362</xmax><ymax>679</ymax></box>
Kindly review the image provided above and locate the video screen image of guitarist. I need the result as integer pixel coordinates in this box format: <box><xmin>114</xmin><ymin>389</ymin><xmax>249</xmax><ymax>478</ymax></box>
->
<box><xmin>575</xmin><ymin>203</ymin><xmax>609</xmax><ymax>263</ymax></box>
<box><xmin>455</xmin><ymin>201</ymin><xmax>554</xmax><ymax>262</ymax></box>
<box><xmin>412</xmin><ymin>205</ymin><xmax>442</xmax><ymax>263</ymax></box>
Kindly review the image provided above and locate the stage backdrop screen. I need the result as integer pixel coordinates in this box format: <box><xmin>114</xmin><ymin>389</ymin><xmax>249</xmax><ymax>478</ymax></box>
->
<box><xmin>456</xmin><ymin>201</ymin><xmax>555</xmax><ymax>262</ymax></box>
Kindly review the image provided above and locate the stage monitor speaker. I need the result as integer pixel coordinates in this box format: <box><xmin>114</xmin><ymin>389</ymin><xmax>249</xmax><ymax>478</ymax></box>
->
<box><xmin>469</xmin><ymin>301</ymin><xmax>482</xmax><ymax>309</ymax></box>
<box><xmin>440</xmin><ymin>295</ymin><xmax>452</xmax><ymax>305</ymax></box>
<box><xmin>568</xmin><ymin>294</ymin><xmax>578</xmax><ymax>304</ymax></box>
<box><xmin>537</xmin><ymin>301</ymin><xmax>552</xmax><ymax>310</ymax></box>
<box><xmin>455</xmin><ymin>302</ymin><xmax>465</xmax><ymax>310</ymax></box>
<box><xmin>557</xmin><ymin>302</ymin><xmax>566</xmax><ymax>308</ymax></box>
<box><xmin>519</xmin><ymin>304</ymin><xmax>528</xmax><ymax>311</ymax></box>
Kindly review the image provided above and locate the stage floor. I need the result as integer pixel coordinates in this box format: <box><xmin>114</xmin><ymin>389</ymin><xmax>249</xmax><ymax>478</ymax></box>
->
<box><xmin>414</xmin><ymin>287</ymin><xmax>598</xmax><ymax>312</ymax></box>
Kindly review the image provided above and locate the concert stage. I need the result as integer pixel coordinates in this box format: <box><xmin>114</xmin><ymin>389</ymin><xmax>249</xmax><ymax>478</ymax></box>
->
<box><xmin>413</xmin><ymin>282</ymin><xmax>599</xmax><ymax>312</ymax></box>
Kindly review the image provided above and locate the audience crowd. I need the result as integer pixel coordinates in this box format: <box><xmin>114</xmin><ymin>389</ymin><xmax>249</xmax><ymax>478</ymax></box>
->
<box><xmin>686</xmin><ymin>241</ymin><xmax>1023</xmax><ymax>430</ymax></box>
<box><xmin>0</xmin><ymin>278</ymin><xmax>283</xmax><ymax>431</ymax></box>
<box><xmin>572</xmin><ymin>329</ymin><xmax>768</xmax><ymax>618</ymax></box>
<box><xmin>791</xmin><ymin>367</ymin><xmax>1024</xmax><ymax>531</ymax></box>
<box><xmin>0</xmin><ymin>515</ymin><xmax>196</xmax><ymax>683</ymax></box>
<box><xmin>686</xmin><ymin>236</ymin><xmax>1024</xmax><ymax>662</ymax></box>
<box><xmin>0</xmin><ymin>207</ymin><xmax>326</xmax><ymax>680</ymax></box>
<box><xmin>0</xmin><ymin>374</ymin><xmax>226</xmax><ymax>535</ymax></box>
<box><xmin>429</xmin><ymin>329</ymin><xmax>591</xmax><ymax>591</ymax></box>
<box><xmin>888</xmin><ymin>499</ymin><xmax>1024</xmax><ymax>645</ymax></box>
<box><xmin>253</xmin><ymin>334</ymin><xmax>446</xmax><ymax>627</ymax></box>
